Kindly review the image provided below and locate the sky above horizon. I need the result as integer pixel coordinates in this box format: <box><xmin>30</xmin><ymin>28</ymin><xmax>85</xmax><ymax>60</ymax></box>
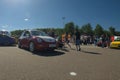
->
<box><xmin>0</xmin><ymin>0</ymin><xmax>120</xmax><ymax>31</ymax></box>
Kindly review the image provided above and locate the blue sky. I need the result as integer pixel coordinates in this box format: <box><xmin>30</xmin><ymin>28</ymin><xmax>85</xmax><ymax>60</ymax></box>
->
<box><xmin>0</xmin><ymin>0</ymin><xmax>120</xmax><ymax>31</ymax></box>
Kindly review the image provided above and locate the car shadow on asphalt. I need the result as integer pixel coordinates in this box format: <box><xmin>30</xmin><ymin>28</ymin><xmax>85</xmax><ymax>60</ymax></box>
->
<box><xmin>0</xmin><ymin>45</ymin><xmax>16</xmax><ymax>47</ymax></box>
<box><xmin>109</xmin><ymin>48</ymin><xmax>120</xmax><ymax>50</ymax></box>
<box><xmin>57</xmin><ymin>48</ymin><xmax>69</xmax><ymax>52</ymax></box>
<box><xmin>81</xmin><ymin>50</ymin><xmax>102</xmax><ymax>55</ymax></box>
<box><xmin>32</xmin><ymin>50</ymin><xmax>65</xmax><ymax>57</ymax></box>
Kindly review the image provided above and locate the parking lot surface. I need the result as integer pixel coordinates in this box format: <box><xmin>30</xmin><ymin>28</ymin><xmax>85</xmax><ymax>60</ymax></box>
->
<box><xmin>0</xmin><ymin>45</ymin><xmax>120</xmax><ymax>80</ymax></box>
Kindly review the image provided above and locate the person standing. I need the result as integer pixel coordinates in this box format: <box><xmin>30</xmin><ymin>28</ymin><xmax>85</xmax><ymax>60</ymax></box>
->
<box><xmin>101</xmin><ymin>34</ymin><xmax>105</xmax><ymax>48</ymax></box>
<box><xmin>75</xmin><ymin>30</ymin><xmax>81</xmax><ymax>51</ymax></box>
<box><xmin>105</xmin><ymin>34</ymin><xmax>110</xmax><ymax>48</ymax></box>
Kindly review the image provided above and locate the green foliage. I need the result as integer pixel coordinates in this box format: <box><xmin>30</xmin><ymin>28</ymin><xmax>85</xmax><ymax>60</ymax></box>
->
<box><xmin>94</xmin><ymin>24</ymin><xmax>104</xmax><ymax>37</ymax></box>
<box><xmin>11</xmin><ymin>30</ymin><xmax>23</xmax><ymax>38</ymax></box>
<box><xmin>79</xmin><ymin>28</ymin><xmax>84</xmax><ymax>34</ymax></box>
<box><xmin>104</xmin><ymin>30</ymin><xmax>111</xmax><ymax>37</ymax></box>
<box><xmin>81</xmin><ymin>23</ymin><xmax>93</xmax><ymax>35</ymax></box>
<box><xmin>64</xmin><ymin>22</ymin><xmax>75</xmax><ymax>35</ymax></box>
<box><xmin>75</xmin><ymin>25</ymin><xmax>79</xmax><ymax>31</ymax></box>
<box><xmin>109</xmin><ymin>26</ymin><xmax>116</xmax><ymax>36</ymax></box>
<box><xmin>115</xmin><ymin>31</ymin><xmax>120</xmax><ymax>36</ymax></box>
<box><xmin>55</xmin><ymin>28</ymin><xmax>64</xmax><ymax>36</ymax></box>
<box><xmin>36</xmin><ymin>28</ymin><xmax>64</xmax><ymax>36</ymax></box>
<box><xmin>10</xmin><ymin>22</ymin><xmax>120</xmax><ymax>38</ymax></box>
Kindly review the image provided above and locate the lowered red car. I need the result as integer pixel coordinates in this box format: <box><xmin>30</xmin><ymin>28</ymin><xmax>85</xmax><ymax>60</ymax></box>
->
<box><xmin>18</xmin><ymin>30</ymin><xmax>57</xmax><ymax>52</ymax></box>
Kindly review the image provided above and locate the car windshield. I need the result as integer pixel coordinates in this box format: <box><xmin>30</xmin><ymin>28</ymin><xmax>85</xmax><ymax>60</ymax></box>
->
<box><xmin>31</xmin><ymin>31</ymin><xmax>48</xmax><ymax>36</ymax></box>
<box><xmin>0</xmin><ymin>31</ymin><xmax>11</xmax><ymax>37</ymax></box>
<box><xmin>114</xmin><ymin>38</ymin><xmax>120</xmax><ymax>41</ymax></box>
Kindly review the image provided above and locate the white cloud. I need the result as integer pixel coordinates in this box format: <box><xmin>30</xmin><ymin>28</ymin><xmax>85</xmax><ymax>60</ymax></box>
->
<box><xmin>24</xmin><ymin>18</ymin><xmax>29</xmax><ymax>21</ymax></box>
<box><xmin>1</xmin><ymin>29</ymin><xmax>6</xmax><ymax>31</ymax></box>
<box><xmin>24</xmin><ymin>12</ymin><xmax>31</xmax><ymax>21</ymax></box>
<box><xmin>1</xmin><ymin>25</ymin><xmax>9</xmax><ymax>28</ymax></box>
<box><xmin>1</xmin><ymin>25</ymin><xmax>12</xmax><ymax>31</ymax></box>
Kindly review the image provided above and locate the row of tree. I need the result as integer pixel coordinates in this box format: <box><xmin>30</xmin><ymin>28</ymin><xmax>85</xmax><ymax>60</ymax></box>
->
<box><xmin>11</xmin><ymin>22</ymin><xmax>120</xmax><ymax>38</ymax></box>
<box><xmin>64</xmin><ymin>22</ymin><xmax>120</xmax><ymax>37</ymax></box>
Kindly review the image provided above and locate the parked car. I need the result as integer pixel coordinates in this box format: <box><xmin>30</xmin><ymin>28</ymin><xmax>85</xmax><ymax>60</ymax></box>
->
<box><xmin>18</xmin><ymin>30</ymin><xmax>57</xmax><ymax>52</ymax></box>
<box><xmin>0</xmin><ymin>30</ymin><xmax>15</xmax><ymax>46</ymax></box>
<box><xmin>96</xmin><ymin>38</ymin><xmax>107</xmax><ymax>47</ymax></box>
<box><xmin>110</xmin><ymin>38</ymin><xmax>120</xmax><ymax>48</ymax></box>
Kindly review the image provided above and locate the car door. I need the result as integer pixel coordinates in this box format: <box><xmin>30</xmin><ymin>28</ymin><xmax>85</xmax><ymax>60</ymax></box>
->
<box><xmin>19</xmin><ymin>31</ymin><xmax>27</xmax><ymax>47</ymax></box>
<box><xmin>23</xmin><ymin>31</ymin><xmax>31</xmax><ymax>48</ymax></box>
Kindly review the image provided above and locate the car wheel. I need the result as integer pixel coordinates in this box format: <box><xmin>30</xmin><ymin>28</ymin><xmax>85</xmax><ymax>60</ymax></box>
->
<box><xmin>18</xmin><ymin>41</ymin><xmax>21</xmax><ymax>48</ymax></box>
<box><xmin>29</xmin><ymin>42</ymin><xmax>35</xmax><ymax>52</ymax></box>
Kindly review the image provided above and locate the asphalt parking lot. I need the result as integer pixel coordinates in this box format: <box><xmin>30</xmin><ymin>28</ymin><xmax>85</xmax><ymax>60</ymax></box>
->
<box><xmin>0</xmin><ymin>45</ymin><xmax>120</xmax><ymax>80</ymax></box>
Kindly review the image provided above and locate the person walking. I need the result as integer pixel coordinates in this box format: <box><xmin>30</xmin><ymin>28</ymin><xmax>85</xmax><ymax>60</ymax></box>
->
<box><xmin>65</xmin><ymin>32</ymin><xmax>71</xmax><ymax>48</ymax></box>
<box><xmin>75</xmin><ymin>30</ymin><xmax>81</xmax><ymax>51</ymax></box>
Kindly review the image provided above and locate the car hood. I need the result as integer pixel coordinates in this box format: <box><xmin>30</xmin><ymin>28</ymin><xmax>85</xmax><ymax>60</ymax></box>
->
<box><xmin>37</xmin><ymin>36</ymin><xmax>56</xmax><ymax>42</ymax></box>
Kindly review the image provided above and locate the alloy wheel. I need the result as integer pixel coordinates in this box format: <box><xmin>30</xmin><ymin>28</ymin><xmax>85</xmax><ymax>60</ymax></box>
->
<box><xmin>29</xmin><ymin>42</ymin><xmax>35</xmax><ymax>52</ymax></box>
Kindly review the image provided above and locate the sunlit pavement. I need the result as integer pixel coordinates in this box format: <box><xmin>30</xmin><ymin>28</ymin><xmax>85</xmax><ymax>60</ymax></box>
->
<box><xmin>0</xmin><ymin>45</ymin><xmax>120</xmax><ymax>80</ymax></box>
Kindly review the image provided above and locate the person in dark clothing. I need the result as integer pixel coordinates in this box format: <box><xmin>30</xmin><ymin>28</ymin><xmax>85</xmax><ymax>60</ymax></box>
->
<box><xmin>75</xmin><ymin>30</ymin><xmax>81</xmax><ymax>51</ymax></box>
<box><xmin>101</xmin><ymin>34</ymin><xmax>105</xmax><ymax>48</ymax></box>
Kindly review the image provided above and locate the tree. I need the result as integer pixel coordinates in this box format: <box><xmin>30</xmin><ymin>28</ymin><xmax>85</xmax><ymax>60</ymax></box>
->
<box><xmin>81</xmin><ymin>23</ymin><xmax>93</xmax><ymax>35</ymax></box>
<box><xmin>115</xmin><ymin>31</ymin><xmax>120</xmax><ymax>36</ymax></box>
<box><xmin>55</xmin><ymin>28</ymin><xmax>64</xmax><ymax>36</ymax></box>
<box><xmin>94</xmin><ymin>24</ymin><xmax>104</xmax><ymax>37</ymax></box>
<box><xmin>79</xmin><ymin>28</ymin><xmax>84</xmax><ymax>34</ymax></box>
<box><xmin>64</xmin><ymin>22</ymin><xmax>75</xmax><ymax>35</ymax></box>
<box><xmin>11</xmin><ymin>30</ymin><xmax>23</xmax><ymax>38</ymax></box>
<box><xmin>75</xmin><ymin>25</ymin><xmax>79</xmax><ymax>31</ymax></box>
<box><xmin>36</xmin><ymin>28</ymin><xmax>65</xmax><ymax>37</ymax></box>
<box><xmin>104</xmin><ymin>30</ymin><xmax>111</xmax><ymax>37</ymax></box>
<box><xmin>109</xmin><ymin>26</ymin><xmax>116</xmax><ymax>36</ymax></box>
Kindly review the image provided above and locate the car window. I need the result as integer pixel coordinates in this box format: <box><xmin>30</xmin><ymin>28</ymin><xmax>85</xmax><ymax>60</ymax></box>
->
<box><xmin>23</xmin><ymin>31</ymin><xmax>31</xmax><ymax>37</ymax></box>
<box><xmin>114</xmin><ymin>38</ymin><xmax>120</xmax><ymax>41</ymax></box>
<box><xmin>31</xmin><ymin>31</ymin><xmax>48</xmax><ymax>36</ymax></box>
<box><xmin>0</xmin><ymin>31</ymin><xmax>11</xmax><ymax>37</ymax></box>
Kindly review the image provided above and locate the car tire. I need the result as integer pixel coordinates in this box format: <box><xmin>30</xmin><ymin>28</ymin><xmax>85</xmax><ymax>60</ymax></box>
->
<box><xmin>29</xmin><ymin>42</ymin><xmax>35</xmax><ymax>52</ymax></box>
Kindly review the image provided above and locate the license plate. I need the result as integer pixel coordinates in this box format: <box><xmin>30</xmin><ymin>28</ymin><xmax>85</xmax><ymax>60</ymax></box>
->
<box><xmin>49</xmin><ymin>44</ymin><xmax>56</xmax><ymax>47</ymax></box>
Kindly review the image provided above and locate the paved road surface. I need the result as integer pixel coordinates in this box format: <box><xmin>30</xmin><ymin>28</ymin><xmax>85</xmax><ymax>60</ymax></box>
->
<box><xmin>0</xmin><ymin>45</ymin><xmax>120</xmax><ymax>80</ymax></box>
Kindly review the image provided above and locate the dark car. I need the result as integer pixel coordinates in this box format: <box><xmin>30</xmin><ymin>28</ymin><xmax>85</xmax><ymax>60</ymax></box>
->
<box><xmin>18</xmin><ymin>30</ymin><xmax>57</xmax><ymax>52</ymax></box>
<box><xmin>0</xmin><ymin>30</ymin><xmax>15</xmax><ymax>46</ymax></box>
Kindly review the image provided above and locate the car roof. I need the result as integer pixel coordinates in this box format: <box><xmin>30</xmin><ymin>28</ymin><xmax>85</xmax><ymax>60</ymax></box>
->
<box><xmin>24</xmin><ymin>29</ymin><xmax>41</xmax><ymax>32</ymax></box>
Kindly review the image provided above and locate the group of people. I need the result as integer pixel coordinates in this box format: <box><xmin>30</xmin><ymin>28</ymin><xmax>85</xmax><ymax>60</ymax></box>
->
<box><xmin>94</xmin><ymin>34</ymin><xmax>111</xmax><ymax>48</ymax></box>
<box><xmin>64</xmin><ymin>30</ymin><xmax>81</xmax><ymax>51</ymax></box>
<box><xmin>63</xmin><ymin>31</ymin><xmax>111</xmax><ymax>50</ymax></box>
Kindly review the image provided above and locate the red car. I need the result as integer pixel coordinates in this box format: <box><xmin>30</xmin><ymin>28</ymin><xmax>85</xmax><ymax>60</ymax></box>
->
<box><xmin>18</xmin><ymin>30</ymin><xmax>57</xmax><ymax>52</ymax></box>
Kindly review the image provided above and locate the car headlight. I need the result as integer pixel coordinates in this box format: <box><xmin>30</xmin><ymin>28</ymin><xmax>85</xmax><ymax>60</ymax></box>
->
<box><xmin>37</xmin><ymin>38</ymin><xmax>43</xmax><ymax>43</ymax></box>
